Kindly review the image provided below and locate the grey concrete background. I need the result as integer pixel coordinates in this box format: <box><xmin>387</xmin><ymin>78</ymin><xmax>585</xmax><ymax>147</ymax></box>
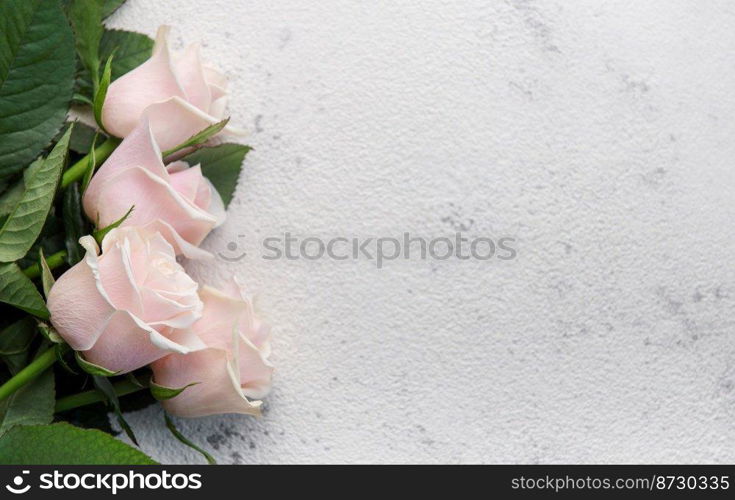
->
<box><xmin>109</xmin><ymin>0</ymin><xmax>735</xmax><ymax>463</ymax></box>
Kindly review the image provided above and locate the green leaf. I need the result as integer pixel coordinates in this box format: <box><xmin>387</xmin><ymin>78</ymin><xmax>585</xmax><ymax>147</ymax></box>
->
<box><xmin>38</xmin><ymin>249</ymin><xmax>54</xmax><ymax>297</ymax></box>
<box><xmin>165</xmin><ymin>413</ymin><xmax>216</xmax><ymax>465</ymax></box>
<box><xmin>93</xmin><ymin>375</ymin><xmax>138</xmax><ymax>446</ymax></box>
<box><xmin>0</xmin><ymin>422</ymin><xmax>158</xmax><ymax>464</ymax></box>
<box><xmin>93</xmin><ymin>53</ymin><xmax>113</xmax><ymax>131</ymax></box>
<box><xmin>102</xmin><ymin>0</ymin><xmax>126</xmax><ymax>19</ymax></box>
<box><xmin>62</xmin><ymin>182</ymin><xmax>86</xmax><ymax>265</ymax></box>
<box><xmin>100</xmin><ymin>29</ymin><xmax>153</xmax><ymax>81</ymax></box>
<box><xmin>0</xmin><ymin>263</ymin><xmax>48</xmax><ymax>319</ymax></box>
<box><xmin>0</xmin><ymin>317</ymin><xmax>36</xmax><ymax>373</ymax></box>
<box><xmin>0</xmin><ymin>362</ymin><xmax>53</xmax><ymax>437</ymax></box>
<box><xmin>68</xmin><ymin>0</ymin><xmax>103</xmax><ymax>89</ymax></box>
<box><xmin>75</xmin><ymin>351</ymin><xmax>117</xmax><ymax>377</ymax></box>
<box><xmin>93</xmin><ymin>205</ymin><xmax>133</xmax><ymax>243</ymax></box>
<box><xmin>162</xmin><ymin>118</ymin><xmax>230</xmax><ymax>157</ymax></box>
<box><xmin>182</xmin><ymin>143</ymin><xmax>251</xmax><ymax>208</ymax></box>
<box><xmin>0</xmin><ymin>0</ymin><xmax>75</xmax><ymax>180</ymax></box>
<box><xmin>150</xmin><ymin>379</ymin><xmax>198</xmax><ymax>401</ymax></box>
<box><xmin>0</xmin><ymin>126</ymin><xmax>72</xmax><ymax>262</ymax></box>
<box><xmin>69</xmin><ymin>121</ymin><xmax>102</xmax><ymax>154</ymax></box>
<box><xmin>0</xmin><ymin>177</ymin><xmax>24</xmax><ymax>217</ymax></box>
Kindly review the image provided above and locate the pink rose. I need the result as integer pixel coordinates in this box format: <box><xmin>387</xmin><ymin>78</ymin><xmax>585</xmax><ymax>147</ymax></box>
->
<box><xmin>47</xmin><ymin>227</ymin><xmax>205</xmax><ymax>373</ymax></box>
<box><xmin>83</xmin><ymin>117</ymin><xmax>225</xmax><ymax>258</ymax></box>
<box><xmin>102</xmin><ymin>26</ymin><xmax>244</xmax><ymax>151</ymax></box>
<box><xmin>152</xmin><ymin>280</ymin><xmax>272</xmax><ymax>417</ymax></box>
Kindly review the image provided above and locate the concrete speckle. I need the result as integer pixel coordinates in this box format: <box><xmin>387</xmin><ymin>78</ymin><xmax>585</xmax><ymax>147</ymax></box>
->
<box><xmin>108</xmin><ymin>0</ymin><xmax>735</xmax><ymax>463</ymax></box>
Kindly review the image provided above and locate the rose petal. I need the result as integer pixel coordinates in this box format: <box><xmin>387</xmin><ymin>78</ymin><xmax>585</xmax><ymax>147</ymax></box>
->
<box><xmin>173</xmin><ymin>43</ymin><xmax>211</xmax><ymax>111</ymax></box>
<box><xmin>91</xmin><ymin>166</ymin><xmax>218</xmax><ymax>246</ymax></box>
<box><xmin>83</xmin><ymin>118</ymin><xmax>169</xmax><ymax>218</ymax></box>
<box><xmin>152</xmin><ymin>348</ymin><xmax>262</xmax><ymax>417</ymax></box>
<box><xmin>101</xmin><ymin>26</ymin><xmax>185</xmax><ymax>138</ymax></box>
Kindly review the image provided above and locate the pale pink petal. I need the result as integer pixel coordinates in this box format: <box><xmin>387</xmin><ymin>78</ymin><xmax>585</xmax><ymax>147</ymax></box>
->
<box><xmin>173</xmin><ymin>43</ymin><xmax>211</xmax><ymax>111</ymax></box>
<box><xmin>236</xmin><ymin>334</ymin><xmax>273</xmax><ymax>399</ymax></box>
<box><xmin>95</xmin><ymin>236</ymin><xmax>143</xmax><ymax>315</ymax></box>
<box><xmin>192</xmin><ymin>286</ymin><xmax>249</xmax><ymax>348</ymax></box>
<box><xmin>47</xmin><ymin>251</ymin><xmax>115</xmax><ymax>351</ymax></box>
<box><xmin>208</xmin><ymin>84</ymin><xmax>227</xmax><ymax>104</ymax></box>
<box><xmin>139</xmin><ymin>219</ymin><xmax>213</xmax><ymax>259</ymax></box>
<box><xmin>91</xmin><ymin>166</ymin><xmax>217</xmax><ymax>246</ymax></box>
<box><xmin>208</xmin><ymin>94</ymin><xmax>227</xmax><ymax>119</ymax></box>
<box><xmin>101</xmin><ymin>26</ymin><xmax>185</xmax><ymax>138</ymax></box>
<box><xmin>152</xmin><ymin>349</ymin><xmax>262</xmax><ymax>417</ymax></box>
<box><xmin>169</xmin><ymin>165</ymin><xmax>204</xmax><ymax>202</ymax></box>
<box><xmin>145</xmin><ymin>97</ymin><xmax>220</xmax><ymax>152</ymax></box>
<box><xmin>80</xmin><ymin>311</ymin><xmax>168</xmax><ymax>373</ymax></box>
<box><xmin>145</xmin><ymin>97</ymin><xmax>246</xmax><ymax>151</ymax></box>
<box><xmin>203</xmin><ymin>65</ymin><xmax>228</xmax><ymax>89</ymax></box>
<box><xmin>83</xmin><ymin>118</ymin><xmax>168</xmax><ymax>217</ymax></box>
<box><xmin>204</xmin><ymin>178</ymin><xmax>226</xmax><ymax>227</ymax></box>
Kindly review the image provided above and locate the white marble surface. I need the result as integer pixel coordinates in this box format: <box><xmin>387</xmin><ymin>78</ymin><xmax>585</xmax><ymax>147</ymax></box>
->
<box><xmin>109</xmin><ymin>0</ymin><xmax>735</xmax><ymax>463</ymax></box>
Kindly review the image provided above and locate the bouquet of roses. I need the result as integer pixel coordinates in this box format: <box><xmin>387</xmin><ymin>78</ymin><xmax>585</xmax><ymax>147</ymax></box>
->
<box><xmin>0</xmin><ymin>0</ymin><xmax>272</xmax><ymax>464</ymax></box>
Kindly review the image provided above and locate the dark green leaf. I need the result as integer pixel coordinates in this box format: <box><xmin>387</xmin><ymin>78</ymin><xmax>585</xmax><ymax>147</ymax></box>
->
<box><xmin>0</xmin><ymin>126</ymin><xmax>72</xmax><ymax>262</ymax></box>
<box><xmin>0</xmin><ymin>362</ymin><xmax>53</xmax><ymax>437</ymax></box>
<box><xmin>62</xmin><ymin>182</ymin><xmax>86</xmax><ymax>265</ymax></box>
<box><xmin>182</xmin><ymin>143</ymin><xmax>251</xmax><ymax>208</ymax></box>
<box><xmin>55</xmin><ymin>343</ymin><xmax>77</xmax><ymax>374</ymax></box>
<box><xmin>0</xmin><ymin>0</ymin><xmax>75</xmax><ymax>179</ymax></box>
<box><xmin>76</xmin><ymin>29</ymin><xmax>153</xmax><ymax>99</ymax></box>
<box><xmin>100</xmin><ymin>29</ymin><xmax>153</xmax><ymax>81</ymax></box>
<box><xmin>102</xmin><ymin>0</ymin><xmax>126</xmax><ymax>19</ymax></box>
<box><xmin>0</xmin><ymin>317</ymin><xmax>36</xmax><ymax>373</ymax></box>
<box><xmin>69</xmin><ymin>121</ymin><xmax>102</xmax><ymax>154</ymax></box>
<box><xmin>92</xmin><ymin>375</ymin><xmax>138</xmax><ymax>446</ymax></box>
<box><xmin>68</xmin><ymin>0</ymin><xmax>103</xmax><ymax>89</ymax></box>
<box><xmin>162</xmin><ymin>118</ymin><xmax>230</xmax><ymax>157</ymax></box>
<box><xmin>165</xmin><ymin>413</ymin><xmax>216</xmax><ymax>465</ymax></box>
<box><xmin>0</xmin><ymin>422</ymin><xmax>157</xmax><ymax>464</ymax></box>
<box><xmin>0</xmin><ymin>263</ymin><xmax>48</xmax><ymax>319</ymax></box>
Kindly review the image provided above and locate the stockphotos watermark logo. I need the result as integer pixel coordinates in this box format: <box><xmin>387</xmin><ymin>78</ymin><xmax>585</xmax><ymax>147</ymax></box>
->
<box><xmin>218</xmin><ymin>232</ymin><xmax>517</xmax><ymax>268</ymax></box>
<box><xmin>3</xmin><ymin>469</ymin><xmax>202</xmax><ymax>495</ymax></box>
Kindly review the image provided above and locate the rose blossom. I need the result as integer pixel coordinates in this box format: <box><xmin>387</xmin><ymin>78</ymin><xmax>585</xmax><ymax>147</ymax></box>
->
<box><xmin>83</xmin><ymin>117</ymin><xmax>225</xmax><ymax>258</ymax></box>
<box><xmin>101</xmin><ymin>25</ymin><xmax>244</xmax><ymax>151</ymax></box>
<box><xmin>152</xmin><ymin>279</ymin><xmax>272</xmax><ymax>417</ymax></box>
<box><xmin>47</xmin><ymin>227</ymin><xmax>205</xmax><ymax>374</ymax></box>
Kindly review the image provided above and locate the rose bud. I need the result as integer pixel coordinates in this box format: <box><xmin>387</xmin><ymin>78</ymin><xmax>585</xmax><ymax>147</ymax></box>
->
<box><xmin>83</xmin><ymin>117</ymin><xmax>225</xmax><ymax>258</ymax></box>
<box><xmin>101</xmin><ymin>25</ymin><xmax>244</xmax><ymax>151</ymax></box>
<box><xmin>152</xmin><ymin>280</ymin><xmax>272</xmax><ymax>417</ymax></box>
<box><xmin>47</xmin><ymin>227</ymin><xmax>205</xmax><ymax>374</ymax></box>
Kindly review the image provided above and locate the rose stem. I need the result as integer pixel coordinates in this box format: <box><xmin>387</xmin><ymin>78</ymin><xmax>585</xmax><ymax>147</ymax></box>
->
<box><xmin>55</xmin><ymin>379</ymin><xmax>146</xmax><ymax>413</ymax></box>
<box><xmin>0</xmin><ymin>347</ymin><xmax>60</xmax><ymax>403</ymax></box>
<box><xmin>22</xmin><ymin>249</ymin><xmax>68</xmax><ymax>279</ymax></box>
<box><xmin>60</xmin><ymin>136</ymin><xmax>120</xmax><ymax>189</ymax></box>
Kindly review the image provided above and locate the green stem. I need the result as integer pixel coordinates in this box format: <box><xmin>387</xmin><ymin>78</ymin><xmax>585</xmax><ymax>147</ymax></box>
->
<box><xmin>61</xmin><ymin>137</ymin><xmax>120</xmax><ymax>189</ymax></box>
<box><xmin>22</xmin><ymin>249</ymin><xmax>68</xmax><ymax>279</ymax></box>
<box><xmin>0</xmin><ymin>347</ymin><xmax>59</xmax><ymax>403</ymax></box>
<box><xmin>55</xmin><ymin>380</ymin><xmax>145</xmax><ymax>413</ymax></box>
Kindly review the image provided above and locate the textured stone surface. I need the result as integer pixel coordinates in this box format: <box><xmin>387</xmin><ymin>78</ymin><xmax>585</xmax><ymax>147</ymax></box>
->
<box><xmin>109</xmin><ymin>0</ymin><xmax>735</xmax><ymax>463</ymax></box>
